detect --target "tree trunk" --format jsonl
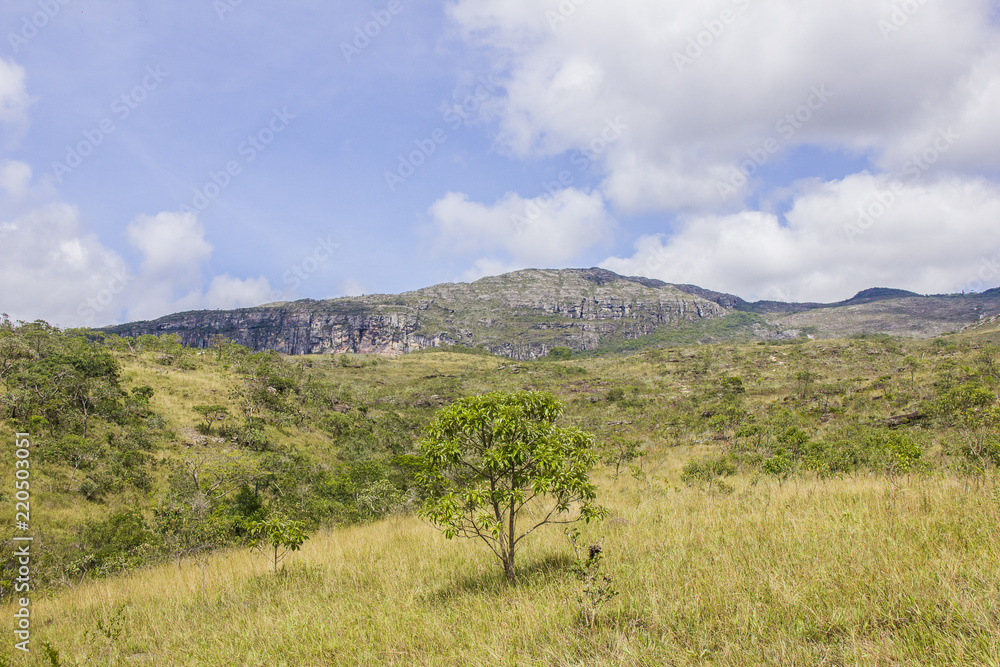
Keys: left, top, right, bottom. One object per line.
{"left": 505, "top": 500, "right": 517, "bottom": 584}
{"left": 503, "top": 555, "right": 516, "bottom": 584}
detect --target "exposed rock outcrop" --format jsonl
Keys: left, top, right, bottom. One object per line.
{"left": 103, "top": 268, "right": 1000, "bottom": 358}
{"left": 105, "top": 268, "right": 729, "bottom": 359}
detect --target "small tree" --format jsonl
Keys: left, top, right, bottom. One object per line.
{"left": 601, "top": 436, "right": 642, "bottom": 479}
{"left": 417, "top": 390, "right": 605, "bottom": 583}
{"left": 566, "top": 528, "right": 617, "bottom": 628}
{"left": 193, "top": 404, "right": 228, "bottom": 435}
{"left": 247, "top": 514, "right": 309, "bottom": 573}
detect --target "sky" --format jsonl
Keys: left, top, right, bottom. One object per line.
{"left": 2, "top": 0, "right": 1000, "bottom": 328}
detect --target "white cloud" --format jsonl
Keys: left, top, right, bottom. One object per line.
{"left": 448, "top": 0, "right": 1000, "bottom": 211}
{"left": 120, "top": 213, "right": 272, "bottom": 322}
{"left": 0, "top": 57, "right": 31, "bottom": 141}
{"left": 0, "top": 202, "right": 273, "bottom": 327}
{"left": 0, "top": 203, "right": 130, "bottom": 325}
{"left": 601, "top": 174, "right": 1000, "bottom": 302}
{"left": 0, "top": 55, "right": 273, "bottom": 327}
{"left": 0, "top": 160, "right": 31, "bottom": 199}
{"left": 126, "top": 211, "right": 212, "bottom": 280}
{"left": 201, "top": 275, "right": 274, "bottom": 309}
{"left": 428, "top": 187, "right": 614, "bottom": 265}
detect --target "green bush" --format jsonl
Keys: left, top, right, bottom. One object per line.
{"left": 606, "top": 387, "right": 625, "bottom": 402}
{"left": 219, "top": 419, "right": 271, "bottom": 451}
{"left": 547, "top": 346, "right": 573, "bottom": 361}
{"left": 681, "top": 455, "right": 737, "bottom": 491}
{"left": 75, "top": 511, "right": 162, "bottom": 576}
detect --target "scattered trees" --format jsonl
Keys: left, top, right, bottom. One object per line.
{"left": 937, "top": 381, "right": 1000, "bottom": 474}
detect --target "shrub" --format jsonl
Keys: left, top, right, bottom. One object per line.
{"left": 547, "top": 346, "right": 573, "bottom": 361}
{"left": 680, "top": 455, "right": 737, "bottom": 491}
{"left": 75, "top": 511, "right": 161, "bottom": 576}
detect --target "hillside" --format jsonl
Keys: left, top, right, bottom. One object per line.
{"left": 1, "top": 317, "right": 999, "bottom": 664}
{"left": 103, "top": 269, "right": 1000, "bottom": 359}
{"left": 103, "top": 268, "right": 739, "bottom": 359}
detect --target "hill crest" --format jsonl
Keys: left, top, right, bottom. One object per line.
{"left": 103, "top": 268, "right": 1000, "bottom": 358}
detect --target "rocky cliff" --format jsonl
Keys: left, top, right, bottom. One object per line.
{"left": 103, "top": 269, "right": 1000, "bottom": 359}
{"left": 104, "top": 268, "right": 732, "bottom": 359}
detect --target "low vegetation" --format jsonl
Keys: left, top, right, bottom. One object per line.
{"left": 0, "top": 314, "right": 998, "bottom": 664}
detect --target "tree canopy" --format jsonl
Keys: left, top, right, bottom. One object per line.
{"left": 417, "top": 390, "right": 604, "bottom": 583}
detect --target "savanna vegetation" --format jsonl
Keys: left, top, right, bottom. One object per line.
{"left": 1, "top": 313, "right": 999, "bottom": 665}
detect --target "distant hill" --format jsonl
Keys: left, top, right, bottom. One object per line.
{"left": 103, "top": 268, "right": 1000, "bottom": 359}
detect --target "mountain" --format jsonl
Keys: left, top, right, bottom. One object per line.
{"left": 103, "top": 268, "right": 1000, "bottom": 359}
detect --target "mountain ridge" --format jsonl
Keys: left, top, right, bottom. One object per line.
{"left": 103, "top": 268, "right": 1000, "bottom": 359}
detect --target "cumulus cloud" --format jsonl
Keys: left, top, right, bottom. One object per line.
{"left": 0, "top": 203, "right": 129, "bottom": 325}
{"left": 119, "top": 212, "right": 273, "bottom": 322}
{"left": 0, "top": 55, "right": 273, "bottom": 327}
{"left": 601, "top": 174, "right": 1000, "bottom": 302}
{"left": 448, "top": 0, "right": 1000, "bottom": 212}
{"left": 444, "top": 0, "right": 1000, "bottom": 294}
{"left": 188, "top": 275, "right": 274, "bottom": 312}
{"left": 0, "top": 202, "right": 273, "bottom": 327}
{"left": 428, "top": 187, "right": 614, "bottom": 267}
{"left": 126, "top": 211, "right": 213, "bottom": 280}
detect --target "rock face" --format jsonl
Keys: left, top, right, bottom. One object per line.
{"left": 104, "top": 268, "right": 730, "bottom": 359}
{"left": 102, "top": 269, "right": 1000, "bottom": 359}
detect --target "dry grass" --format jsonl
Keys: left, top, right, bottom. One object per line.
{"left": 16, "top": 468, "right": 1000, "bottom": 666}
{"left": 4, "top": 337, "right": 999, "bottom": 665}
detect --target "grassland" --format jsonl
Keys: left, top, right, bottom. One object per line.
{"left": 18, "top": 473, "right": 1000, "bottom": 666}
{"left": 2, "top": 323, "right": 999, "bottom": 665}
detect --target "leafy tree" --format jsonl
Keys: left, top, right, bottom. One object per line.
{"left": 61, "top": 340, "right": 122, "bottom": 437}
{"left": 134, "top": 334, "right": 161, "bottom": 354}
{"left": 40, "top": 435, "right": 103, "bottom": 491}
{"left": 707, "top": 375, "right": 749, "bottom": 432}
{"left": 795, "top": 370, "right": 818, "bottom": 400}
{"left": 329, "top": 461, "right": 402, "bottom": 522}
{"left": 547, "top": 346, "right": 573, "bottom": 361}
{"left": 193, "top": 404, "right": 228, "bottom": 435}
{"left": 0, "top": 318, "right": 32, "bottom": 385}
{"left": 2, "top": 330, "right": 122, "bottom": 436}
{"left": 75, "top": 510, "right": 161, "bottom": 577}
{"left": 209, "top": 334, "right": 247, "bottom": 363}
{"left": 247, "top": 514, "right": 309, "bottom": 573}
{"left": 417, "top": 390, "right": 605, "bottom": 583}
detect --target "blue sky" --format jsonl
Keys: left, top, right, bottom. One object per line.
{"left": 3, "top": 0, "right": 1000, "bottom": 327}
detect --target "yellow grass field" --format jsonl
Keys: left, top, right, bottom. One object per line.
{"left": 15, "top": 467, "right": 1000, "bottom": 666}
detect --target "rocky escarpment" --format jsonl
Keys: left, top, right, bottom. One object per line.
{"left": 104, "top": 269, "right": 1000, "bottom": 359}
{"left": 104, "top": 268, "right": 731, "bottom": 359}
